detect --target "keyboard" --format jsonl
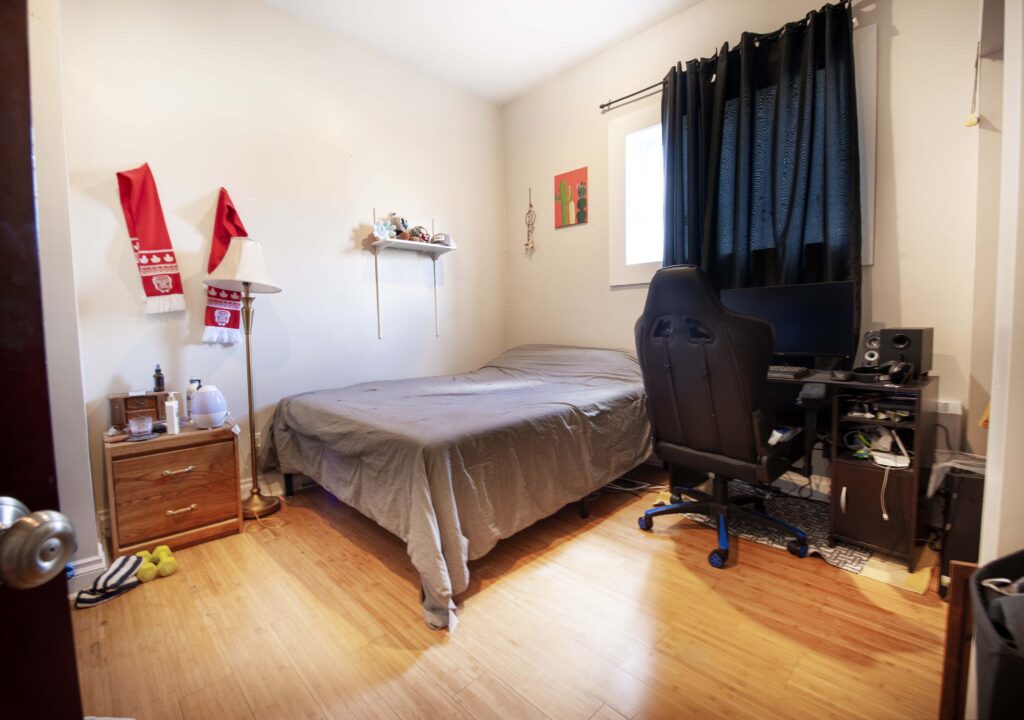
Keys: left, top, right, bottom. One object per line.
{"left": 768, "top": 365, "right": 811, "bottom": 380}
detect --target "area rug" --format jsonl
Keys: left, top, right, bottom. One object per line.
{"left": 676, "top": 479, "right": 873, "bottom": 573}
{"left": 669, "top": 480, "right": 937, "bottom": 593}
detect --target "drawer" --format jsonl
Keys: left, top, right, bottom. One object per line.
{"left": 112, "top": 441, "right": 237, "bottom": 546}
{"left": 128, "top": 400, "right": 166, "bottom": 421}
{"left": 126, "top": 408, "right": 159, "bottom": 423}
{"left": 126, "top": 396, "right": 157, "bottom": 411}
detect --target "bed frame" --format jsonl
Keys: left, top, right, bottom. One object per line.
{"left": 283, "top": 472, "right": 592, "bottom": 518}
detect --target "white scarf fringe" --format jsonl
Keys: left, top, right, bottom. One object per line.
{"left": 202, "top": 325, "right": 242, "bottom": 344}
{"left": 143, "top": 294, "right": 185, "bottom": 315}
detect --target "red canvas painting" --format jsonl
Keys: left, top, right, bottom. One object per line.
{"left": 553, "top": 166, "right": 588, "bottom": 229}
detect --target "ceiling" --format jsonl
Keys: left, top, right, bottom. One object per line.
{"left": 262, "top": 0, "right": 703, "bottom": 103}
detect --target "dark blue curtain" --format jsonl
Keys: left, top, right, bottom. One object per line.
{"left": 662, "top": 1, "right": 861, "bottom": 320}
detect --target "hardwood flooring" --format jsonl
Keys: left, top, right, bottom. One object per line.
{"left": 72, "top": 482, "right": 947, "bottom": 719}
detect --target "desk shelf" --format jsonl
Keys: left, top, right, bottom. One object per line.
{"left": 839, "top": 415, "right": 915, "bottom": 429}
{"left": 835, "top": 452, "right": 914, "bottom": 471}
{"left": 828, "top": 376, "right": 937, "bottom": 572}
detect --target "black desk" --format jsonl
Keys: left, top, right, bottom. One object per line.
{"left": 768, "top": 370, "right": 933, "bottom": 393}
{"left": 766, "top": 372, "right": 936, "bottom": 478}
{"left": 767, "top": 372, "right": 938, "bottom": 570}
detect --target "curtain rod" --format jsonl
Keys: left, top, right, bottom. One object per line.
{"left": 597, "top": 0, "right": 853, "bottom": 113}
{"left": 598, "top": 80, "right": 666, "bottom": 113}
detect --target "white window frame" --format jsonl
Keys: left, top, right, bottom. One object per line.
{"left": 608, "top": 102, "right": 663, "bottom": 287}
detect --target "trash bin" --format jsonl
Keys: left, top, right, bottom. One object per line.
{"left": 971, "top": 547, "right": 1024, "bottom": 719}
{"left": 929, "top": 451, "right": 986, "bottom": 599}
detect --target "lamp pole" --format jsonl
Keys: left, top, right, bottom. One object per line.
{"left": 241, "top": 280, "right": 280, "bottom": 519}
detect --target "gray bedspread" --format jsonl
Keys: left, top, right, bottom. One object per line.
{"left": 261, "top": 345, "right": 652, "bottom": 628}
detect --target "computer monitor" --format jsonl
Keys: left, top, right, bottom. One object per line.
{"left": 720, "top": 281, "right": 857, "bottom": 359}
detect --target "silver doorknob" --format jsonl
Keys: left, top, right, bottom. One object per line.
{"left": 0, "top": 496, "right": 76, "bottom": 589}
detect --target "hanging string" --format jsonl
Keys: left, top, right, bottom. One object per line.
{"left": 966, "top": 41, "right": 981, "bottom": 127}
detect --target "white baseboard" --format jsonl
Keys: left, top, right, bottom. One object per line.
{"left": 67, "top": 541, "right": 107, "bottom": 595}
{"left": 239, "top": 471, "right": 315, "bottom": 497}
{"left": 240, "top": 472, "right": 284, "bottom": 497}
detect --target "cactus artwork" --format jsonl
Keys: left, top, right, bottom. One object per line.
{"left": 553, "top": 166, "right": 589, "bottom": 229}
{"left": 555, "top": 180, "right": 572, "bottom": 227}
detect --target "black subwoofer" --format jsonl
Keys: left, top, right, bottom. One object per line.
{"left": 880, "top": 327, "right": 933, "bottom": 375}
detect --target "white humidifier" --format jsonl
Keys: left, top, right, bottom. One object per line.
{"left": 190, "top": 385, "right": 227, "bottom": 429}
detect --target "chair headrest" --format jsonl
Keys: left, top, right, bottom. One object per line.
{"left": 644, "top": 265, "right": 724, "bottom": 325}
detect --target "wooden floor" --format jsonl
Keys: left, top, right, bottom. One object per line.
{"left": 73, "top": 483, "right": 947, "bottom": 720}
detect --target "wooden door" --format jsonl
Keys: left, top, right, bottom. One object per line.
{"left": 0, "top": 1, "right": 85, "bottom": 717}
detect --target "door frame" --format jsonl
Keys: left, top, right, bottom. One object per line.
{"left": 0, "top": 1, "right": 85, "bottom": 717}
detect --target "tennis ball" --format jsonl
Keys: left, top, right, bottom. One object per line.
{"left": 137, "top": 561, "right": 158, "bottom": 583}
{"left": 153, "top": 545, "right": 173, "bottom": 561}
{"left": 156, "top": 556, "right": 178, "bottom": 578}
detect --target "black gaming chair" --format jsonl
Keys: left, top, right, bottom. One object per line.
{"left": 635, "top": 265, "right": 808, "bottom": 568}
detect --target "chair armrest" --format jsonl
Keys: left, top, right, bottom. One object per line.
{"left": 753, "top": 409, "right": 772, "bottom": 456}
{"left": 753, "top": 409, "right": 803, "bottom": 461}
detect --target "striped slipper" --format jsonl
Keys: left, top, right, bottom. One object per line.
{"left": 75, "top": 555, "right": 142, "bottom": 608}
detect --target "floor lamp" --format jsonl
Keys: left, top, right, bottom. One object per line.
{"left": 205, "top": 236, "right": 282, "bottom": 519}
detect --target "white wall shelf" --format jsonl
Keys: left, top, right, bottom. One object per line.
{"left": 372, "top": 238, "right": 456, "bottom": 256}
{"left": 370, "top": 223, "right": 455, "bottom": 340}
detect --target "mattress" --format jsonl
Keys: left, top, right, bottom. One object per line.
{"left": 260, "top": 344, "right": 652, "bottom": 628}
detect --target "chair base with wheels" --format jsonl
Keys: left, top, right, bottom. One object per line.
{"left": 637, "top": 474, "right": 808, "bottom": 568}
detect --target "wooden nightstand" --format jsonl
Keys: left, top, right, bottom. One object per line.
{"left": 104, "top": 425, "right": 243, "bottom": 557}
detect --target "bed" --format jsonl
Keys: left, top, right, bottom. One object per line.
{"left": 260, "top": 344, "right": 652, "bottom": 628}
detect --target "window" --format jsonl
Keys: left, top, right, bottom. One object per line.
{"left": 608, "top": 103, "right": 663, "bottom": 286}
{"left": 624, "top": 123, "right": 664, "bottom": 266}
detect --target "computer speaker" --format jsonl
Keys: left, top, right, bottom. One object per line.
{"left": 879, "top": 328, "right": 933, "bottom": 375}
{"left": 857, "top": 330, "right": 883, "bottom": 367}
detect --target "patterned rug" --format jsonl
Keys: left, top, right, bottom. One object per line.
{"left": 680, "top": 480, "right": 873, "bottom": 574}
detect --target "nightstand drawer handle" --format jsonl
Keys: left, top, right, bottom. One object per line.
{"left": 165, "top": 503, "right": 198, "bottom": 516}
{"left": 162, "top": 465, "right": 196, "bottom": 477}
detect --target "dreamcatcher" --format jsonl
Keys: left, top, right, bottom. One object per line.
{"left": 524, "top": 188, "right": 536, "bottom": 255}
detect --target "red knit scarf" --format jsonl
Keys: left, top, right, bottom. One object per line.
{"left": 116, "top": 163, "right": 185, "bottom": 314}
{"left": 202, "top": 188, "right": 246, "bottom": 344}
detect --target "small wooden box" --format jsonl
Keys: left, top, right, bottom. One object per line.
{"left": 109, "top": 391, "right": 169, "bottom": 429}
{"left": 104, "top": 425, "right": 242, "bottom": 556}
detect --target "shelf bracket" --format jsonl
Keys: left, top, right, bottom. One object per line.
{"left": 432, "top": 257, "right": 439, "bottom": 338}
{"left": 374, "top": 249, "right": 382, "bottom": 340}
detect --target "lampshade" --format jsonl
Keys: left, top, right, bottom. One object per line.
{"left": 204, "top": 236, "right": 281, "bottom": 294}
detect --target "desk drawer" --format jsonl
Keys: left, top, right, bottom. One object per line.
{"left": 112, "top": 441, "right": 237, "bottom": 546}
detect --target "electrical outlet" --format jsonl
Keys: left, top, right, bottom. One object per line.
{"left": 254, "top": 431, "right": 261, "bottom": 450}
{"left": 936, "top": 400, "right": 963, "bottom": 415}
{"left": 97, "top": 510, "right": 110, "bottom": 539}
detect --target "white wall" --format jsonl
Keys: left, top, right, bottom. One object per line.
{"left": 503, "top": 0, "right": 980, "bottom": 410}
{"left": 60, "top": 0, "right": 507, "bottom": 512}
{"left": 967, "top": 48, "right": 1002, "bottom": 454}
{"left": 28, "top": 0, "right": 103, "bottom": 591}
